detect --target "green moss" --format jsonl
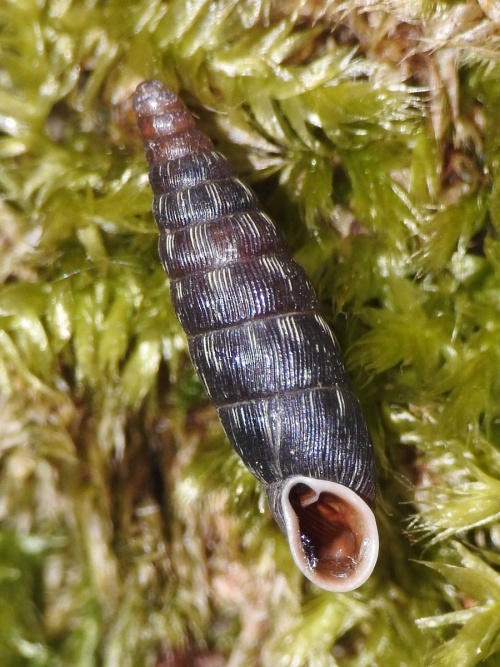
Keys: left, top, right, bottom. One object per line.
{"left": 1, "top": 0, "right": 500, "bottom": 664}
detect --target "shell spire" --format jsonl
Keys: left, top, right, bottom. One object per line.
{"left": 133, "top": 80, "right": 214, "bottom": 164}
{"left": 133, "top": 80, "right": 379, "bottom": 592}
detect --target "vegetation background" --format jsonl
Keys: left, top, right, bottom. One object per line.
{"left": 2, "top": 0, "right": 500, "bottom": 665}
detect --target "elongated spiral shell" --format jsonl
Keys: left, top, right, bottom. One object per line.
{"left": 133, "top": 80, "right": 378, "bottom": 592}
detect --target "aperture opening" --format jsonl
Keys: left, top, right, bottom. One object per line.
{"left": 289, "top": 483, "right": 362, "bottom": 578}
{"left": 280, "top": 476, "right": 378, "bottom": 591}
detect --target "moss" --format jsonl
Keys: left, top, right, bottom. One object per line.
{"left": 1, "top": 0, "right": 500, "bottom": 664}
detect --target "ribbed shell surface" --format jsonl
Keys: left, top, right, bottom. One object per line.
{"left": 133, "top": 81, "right": 376, "bottom": 507}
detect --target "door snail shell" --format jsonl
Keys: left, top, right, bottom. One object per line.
{"left": 133, "top": 80, "right": 378, "bottom": 592}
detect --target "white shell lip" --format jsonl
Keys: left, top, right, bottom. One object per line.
{"left": 280, "top": 475, "right": 379, "bottom": 592}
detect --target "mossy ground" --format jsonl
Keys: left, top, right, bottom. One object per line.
{"left": 1, "top": 1, "right": 500, "bottom": 665}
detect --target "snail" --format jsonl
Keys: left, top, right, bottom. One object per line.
{"left": 133, "top": 80, "right": 378, "bottom": 592}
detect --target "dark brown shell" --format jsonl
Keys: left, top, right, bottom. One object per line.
{"left": 133, "top": 80, "right": 378, "bottom": 592}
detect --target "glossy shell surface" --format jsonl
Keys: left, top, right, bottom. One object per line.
{"left": 133, "top": 80, "right": 378, "bottom": 591}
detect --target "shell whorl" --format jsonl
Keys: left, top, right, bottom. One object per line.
{"left": 133, "top": 80, "right": 378, "bottom": 592}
